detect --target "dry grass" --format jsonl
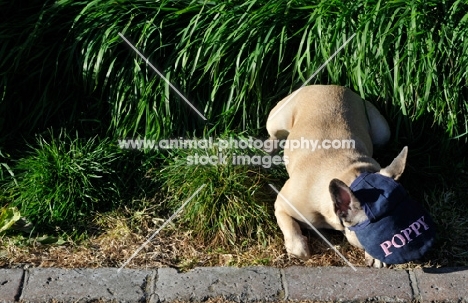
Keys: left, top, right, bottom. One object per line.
{"left": 0, "top": 230, "right": 362, "bottom": 270}
{"left": 0, "top": 209, "right": 434, "bottom": 271}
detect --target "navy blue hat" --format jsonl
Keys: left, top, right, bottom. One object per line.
{"left": 348, "top": 172, "right": 436, "bottom": 264}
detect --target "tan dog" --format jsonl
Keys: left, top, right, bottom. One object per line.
{"left": 266, "top": 85, "right": 408, "bottom": 267}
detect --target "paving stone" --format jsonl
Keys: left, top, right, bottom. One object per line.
{"left": 414, "top": 267, "right": 468, "bottom": 303}
{"left": 0, "top": 268, "right": 23, "bottom": 303}
{"left": 20, "top": 268, "right": 151, "bottom": 303}
{"left": 283, "top": 266, "right": 413, "bottom": 302}
{"left": 0, "top": 265, "right": 466, "bottom": 302}
{"left": 154, "top": 266, "right": 283, "bottom": 302}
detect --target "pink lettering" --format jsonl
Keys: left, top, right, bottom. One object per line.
{"left": 380, "top": 241, "right": 393, "bottom": 257}
{"left": 410, "top": 221, "right": 422, "bottom": 236}
{"left": 379, "top": 216, "right": 430, "bottom": 257}
{"left": 417, "top": 216, "right": 430, "bottom": 230}
{"left": 392, "top": 234, "right": 406, "bottom": 247}
{"left": 401, "top": 227, "right": 413, "bottom": 242}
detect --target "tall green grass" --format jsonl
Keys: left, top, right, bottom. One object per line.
{"left": 1, "top": 0, "right": 467, "bottom": 142}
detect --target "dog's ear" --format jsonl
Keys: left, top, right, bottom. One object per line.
{"left": 329, "top": 179, "right": 366, "bottom": 225}
{"left": 380, "top": 146, "right": 408, "bottom": 180}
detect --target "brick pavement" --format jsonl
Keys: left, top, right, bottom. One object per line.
{"left": 1, "top": 266, "right": 467, "bottom": 302}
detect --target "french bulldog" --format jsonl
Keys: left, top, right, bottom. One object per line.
{"left": 266, "top": 85, "right": 409, "bottom": 268}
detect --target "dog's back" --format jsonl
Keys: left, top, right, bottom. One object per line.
{"left": 268, "top": 85, "right": 377, "bottom": 175}
{"left": 267, "top": 85, "right": 383, "bottom": 230}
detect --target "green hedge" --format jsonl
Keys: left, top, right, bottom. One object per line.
{"left": 1, "top": 0, "right": 467, "bottom": 142}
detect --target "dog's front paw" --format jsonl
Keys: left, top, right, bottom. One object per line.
{"left": 365, "top": 251, "right": 387, "bottom": 268}
{"left": 285, "top": 236, "right": 310, "bottom": 260}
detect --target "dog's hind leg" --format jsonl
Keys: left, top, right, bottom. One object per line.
{"left": 365, "top": 101, "right": 390, "bottom": 146}
{"left": 275, "top": 205, "right": 311, "bottom": 259}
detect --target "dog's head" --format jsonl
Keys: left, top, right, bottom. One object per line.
{"left": 329, "top": 147, "right": 436, "bottom": 264}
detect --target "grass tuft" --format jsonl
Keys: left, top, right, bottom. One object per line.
{"left": 156, "top": 133, "right": 285, "bottom": 246}
{"left": 5, "top": 130, "right": 122, "bottom": 231}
